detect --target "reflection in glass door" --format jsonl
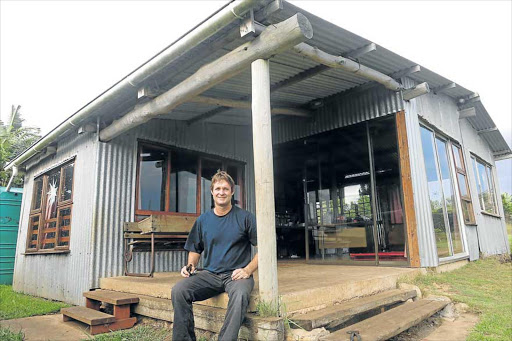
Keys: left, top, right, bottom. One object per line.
{"left": 420, "top": 126, "right": 465, "bottom": 258}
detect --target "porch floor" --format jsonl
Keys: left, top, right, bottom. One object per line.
{"left": 100, "top": 262, "right": 422, "bottom": 313}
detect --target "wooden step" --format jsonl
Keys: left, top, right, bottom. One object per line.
{"left": 61, "top": 306, "right": 116, "bottom": 326}
{"left": 291, "top": 289, "right": 417, "bottom": 330}
{"left": 83, "top": 289, "right": 139, "bottom": 305}
{"left": 320, "top": 299, "right": 449, "bottom": 341}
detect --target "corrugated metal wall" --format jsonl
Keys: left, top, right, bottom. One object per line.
{"left": 403, "top": 100, "right": 439, "bottom": 267}
{"left": 272, "top": 85, "right": 403, "bottom": 144}
{"left": 90, "top": 119, "right": 254, "bottom": 288}
{"left": 13, "top": 132, "right": 98, "bottom": 305}
{"left": 459, "top": 119, "right": 510, "bottom": 255}
{"left": 403, "top": 76, "right": 509, "bottom": 265}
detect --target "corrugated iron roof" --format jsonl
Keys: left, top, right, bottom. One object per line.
{"left": 11, "top": 0, "right": 511, "bottom": 165}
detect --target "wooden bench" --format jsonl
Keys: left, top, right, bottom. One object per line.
{"left": 123, "top": 215, "right": 197, "bottom": 277}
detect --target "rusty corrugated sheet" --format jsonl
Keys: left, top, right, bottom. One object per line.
{"left": 12, "top": 133, "right": 98, "bottom": 305}
{"left": 272, "top": 85, "right": 403, "bottom": 144}
{"left": 90, "top": 119, "right": 254, "bottom": 287}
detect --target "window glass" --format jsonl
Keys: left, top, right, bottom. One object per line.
{"left": 227, "top": 165, "right": 243, "bottom": 207}
{"left": 452, "top": 145, "right": 462, "bottom": 169}
{"left": 46, "top": 169, "right": 61, "bottom": 220}
{"left": 32, "top": 178, "right": 43, "bottom": 211}
{"left": 60, "top": 163, "right": 74, "bottom": 202}
{"left": 435, "top": 138, "right": 463, "bottom": 254}
{"left": 26, "top": 161, "right": 74, "bottom": 253}
{"left": 473, "top": 159, "right": 498, "bottom": 214}
{"left": 201, "top": 159, "right": 222, "bottom": 213}
{"left": 58, "top": 207, "right": 71, "bottom": 247}
{"left": 138, "top": 146, "right": 167, "bottom": 211}
{"left": 420, "top": 128, "right": 450, "bottom": 258}
{"left": 169, "top": 152, "right": 197, "bottom": 214}
{"left": 457, "top": 173, "right": 468, "bottom": 197}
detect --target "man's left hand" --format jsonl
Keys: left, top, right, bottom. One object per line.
{"left": 231, "top": 268, "right": 250, "bottom": 281}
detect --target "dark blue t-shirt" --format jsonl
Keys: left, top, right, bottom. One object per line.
{"left": 184, "top": 206, "right": 257, "bottom": 274}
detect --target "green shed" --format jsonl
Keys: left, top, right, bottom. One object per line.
{"left": 0, "top": 186, "right": 23, "bottom": 285}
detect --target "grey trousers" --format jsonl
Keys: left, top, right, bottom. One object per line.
{"left": 171, "top": 270, "right": 254, "bottom": 341}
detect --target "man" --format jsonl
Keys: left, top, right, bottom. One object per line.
{"left": 172, "top": 170, "right": 258, "bottom": 341}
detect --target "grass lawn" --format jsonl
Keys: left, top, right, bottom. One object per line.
{"left": 405, "top": 257, "right": 512, "bottom": 341}
{"left": 0, "top": 285, "right": 70, "bottom": 320}
{"left": 86, "top": 325, "right": 172, "bottom": 341}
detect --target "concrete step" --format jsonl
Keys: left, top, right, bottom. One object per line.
{"left": 290, "top": 289, "right": 417, "bottom": 330}
{"left": 84, "top": 289, "right": 139, "bottom": 305}
{"left": 133, "top": 293, "right": 284, "bottom": 341}
{"left": 61, "top": 306, "right": 115, "bottom": 326}
{"left": 320, "top": 299, "right": 449, "bottom": 341}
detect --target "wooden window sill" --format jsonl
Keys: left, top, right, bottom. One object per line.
{"left": 480, "top": 211, "right": 502, "bottom": 219}
{"left": 22, "top": 250, "right": 70, "bottom": 255}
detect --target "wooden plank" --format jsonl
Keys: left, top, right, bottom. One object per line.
{"left": 124, "top": 222, "right": 141, "bottom": 232}
{"left": 83, "top": 290, "right": 139, "bottom": 305}
{"left": 137, "top": 215, "right": 196, "bottom": 233}
{"left": 292, "top": 289, "right": 417, "bottom": 330}
{"left": 89, "top": 317, "right": 137, "bottom": 335}
{"left": 396, "top": 111, "right": 421, "bottom": 268}
{"left": 321, "top": 299, "right": 448, "bottom": 341}
{"left": 124, "top": 233, "right": 187, "bottom": 239}
{"left": 61, "top": 306, "right": 116, "bottom": 326}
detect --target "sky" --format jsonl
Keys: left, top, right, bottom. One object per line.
{"left": 1, "top": 0, "right": 511, "bottom": 192}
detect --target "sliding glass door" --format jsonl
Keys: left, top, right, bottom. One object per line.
{"left": 420, "top": 126, "right": 465, "bottom": 258}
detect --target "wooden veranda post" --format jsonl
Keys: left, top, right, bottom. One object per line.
{"left": 396, "top": 111, "right": 421, "bottom": 267}
{"left": 252, "top": 58, "right": 279, "bottom": 309}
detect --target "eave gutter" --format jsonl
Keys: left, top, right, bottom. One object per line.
{"left": 4, "top": 0, "right": 267, "bottom": 171}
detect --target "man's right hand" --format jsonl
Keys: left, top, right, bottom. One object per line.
{"left": 180, "top": 264, "right": 195, "bottom": 278}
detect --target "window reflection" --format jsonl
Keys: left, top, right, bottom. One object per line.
{"left": 201, "top": 159, "right": 222, "bottom": 213}
{"left": 169, "top": 152, "right": 197, "bottom": 214}
{"left": 138, "top": 146, "right": 167, "bottom": 211}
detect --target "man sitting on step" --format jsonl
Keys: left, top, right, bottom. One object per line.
{"left": 171, "top": 170, "right": 258, "bottom": 341}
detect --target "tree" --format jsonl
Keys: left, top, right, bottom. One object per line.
{"left": 502, "top": 193, "right": 512, "bottom": 223}
{"left": 0, "top": 105, "right": 41, "bottom": 187}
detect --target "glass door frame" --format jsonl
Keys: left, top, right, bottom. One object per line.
{"left": 303, "top": 116, "right": 409, "bottom": 267}
{"left": 420, "top": 124, "right": 468, "bottom": 260}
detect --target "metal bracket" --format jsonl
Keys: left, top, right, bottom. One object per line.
{"left": 347, "top": 330, "right": 362, "bottom": 341}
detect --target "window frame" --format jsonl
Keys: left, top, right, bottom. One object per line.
{"left": 135, "top": 141, "right": 245, "bottom": 219}
{"left": 450, "top": 144, "right": 476, "bottom": 225}
{"left": 470, "top": 155, "right": 499, "bottom": 216}
{"left": 25, "top": 159, "right": 75, "bottom": 254}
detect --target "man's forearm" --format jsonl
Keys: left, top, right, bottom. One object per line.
{"left": 187, "top": 252, "right": 201, "bottom": 267}
{"left": 243, "top": 252, "right": 258, "bottom": 275}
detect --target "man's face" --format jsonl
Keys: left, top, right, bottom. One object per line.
{"left": 211, "top": 179, "right": 234, "bottom": 208}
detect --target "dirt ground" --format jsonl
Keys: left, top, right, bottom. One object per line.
{"left": 392, "top": 309, "right": 479, "bottom": 341}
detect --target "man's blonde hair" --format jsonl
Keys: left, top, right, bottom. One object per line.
{"left": 210, "top": 170, "right": 235, "bottom": 192}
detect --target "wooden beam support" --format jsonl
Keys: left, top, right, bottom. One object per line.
{"left": 432, "top": 82, "right": 456, "bottom": 94}
{"left": 187, "top": 41, "right": 376, "bottom": 125}
{"left": 390, "top": 65, "right": 421, "bottom": 79}
{"left": 344, "top": 42, "right": 377, "bottom": 59}
{"left": 189, "top": 96, "right": 310, "bottom": 117}
{"left": 100, "top": 13, "right": 313, "bottom": 141}
{"left": 292, "top": 43, "right": 402, "bottom": 91}
{"left": 402, "top": 82, "right": 430, "bottom": 101}
{"left": 458, "top": 107, "right": 476, "bottom": 119}
{"left": 252, "top": 58, "right": 279, "bottom": 308}
{"left": 396, "top": 111, "right": 421, "bottom": 268}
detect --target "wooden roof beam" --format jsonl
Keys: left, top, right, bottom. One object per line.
{"left": 190, "top": 96, "right": 310, "bottom": 117}
{"left": 292, "top": 43, "right": 402, "bottom": 91}
{"left": 432, "top": 82, "right": 456, "bottom": 94}
{"left": 390, "top": 65, "right": 421, "bottom": 79}
{"left": 99, "top": 13, "right": 313, "bottom": 141}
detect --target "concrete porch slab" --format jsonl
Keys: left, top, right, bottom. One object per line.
{"left": 100, "top": 262, "right": 421, "bottom": 313}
